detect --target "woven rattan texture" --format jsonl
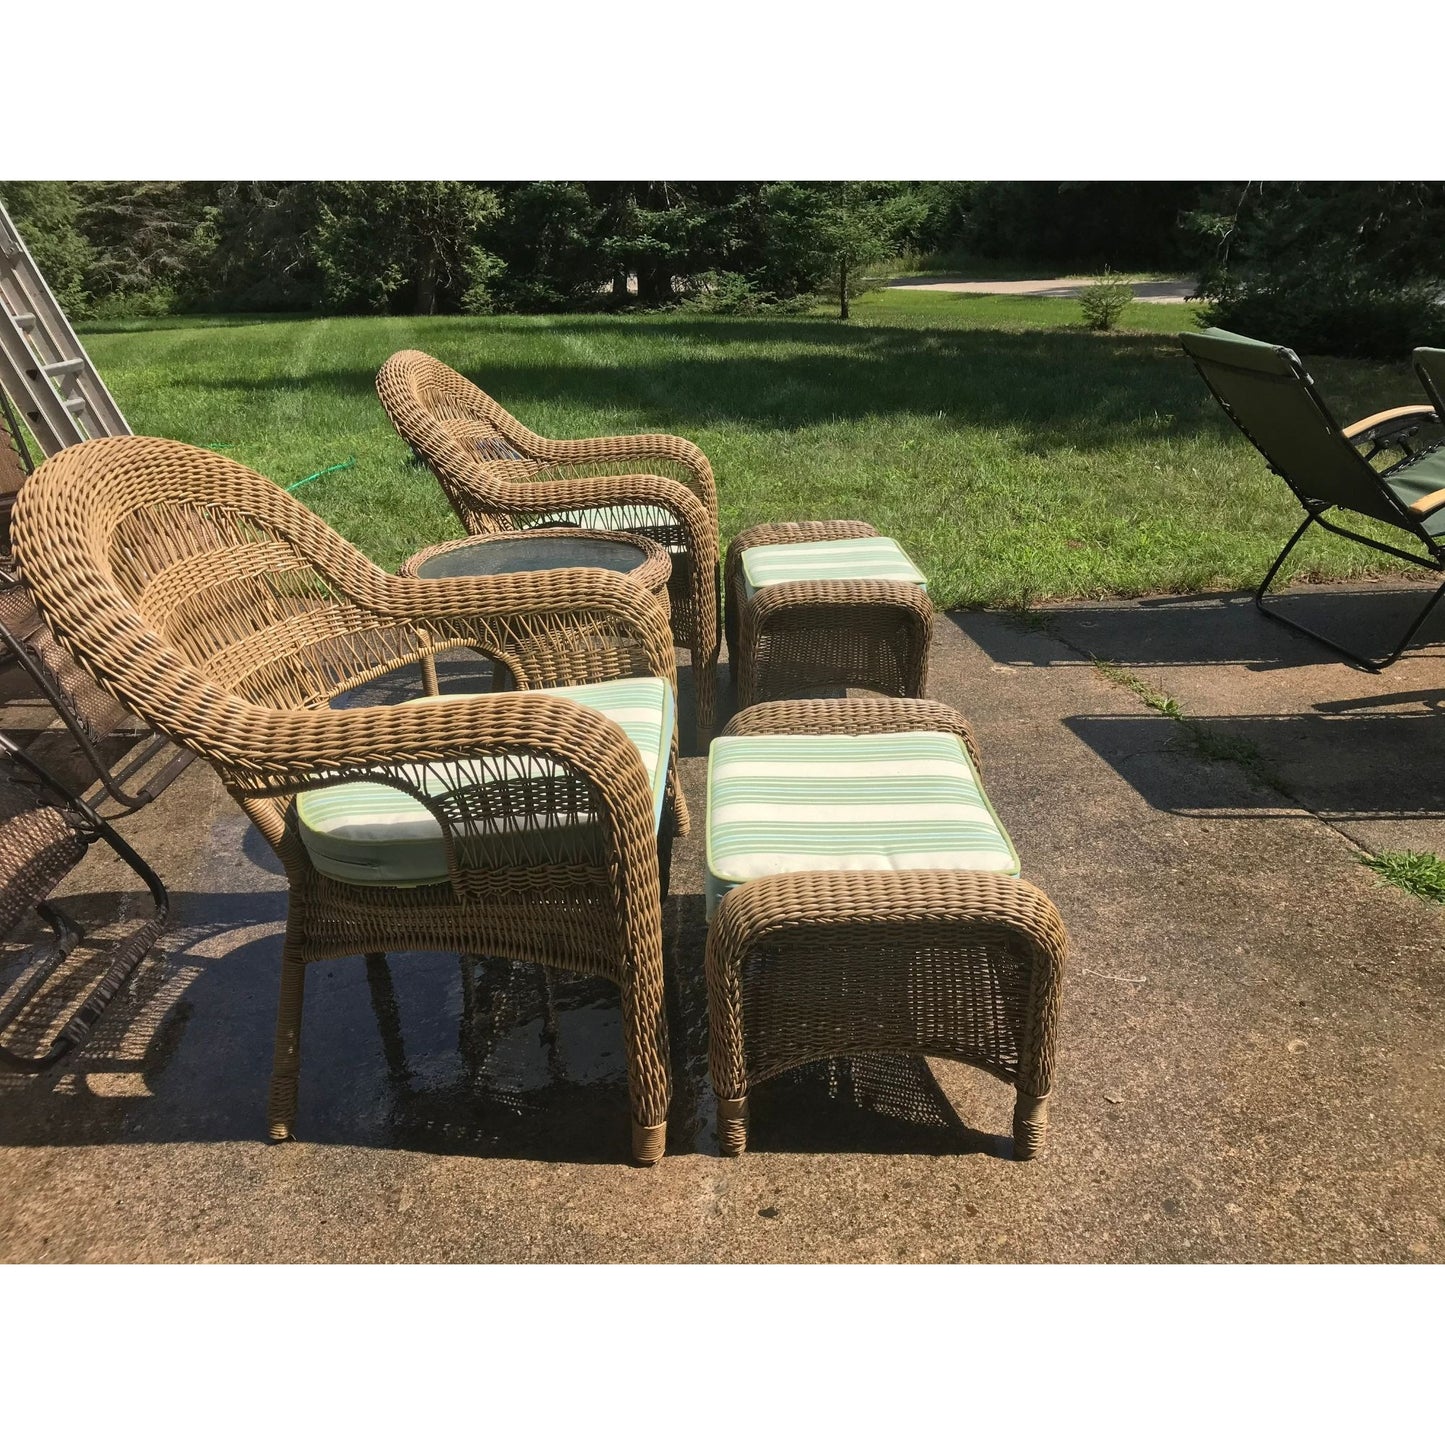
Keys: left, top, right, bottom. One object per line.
{"left": 376, "top": 350, "right": 721, "bottom": 737}
{"left": 706, "top": 698, "right": 1067, "bottom": 1159}
{"left": 12, "top": 436, "right": 686, "bottom": 1162}
{"left": 724, "top": 521, "right": 934, "bottom": 708}
{"left": 0, "top": 798, "right": 86, "bottom": 938}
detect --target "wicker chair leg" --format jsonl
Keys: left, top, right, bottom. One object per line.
{"left": 694, "top": 640, "right": 719, "bottom": 743}
{"left": 267, "top": 946, "right": 308, "bottom": 1142}
{"left": 716, "top": 1094, "right": 749, "bottom": 1156}
{"left": 621, "top": 972, "right": 671, "bottom": 1166}
{"left": 1012, "top": 1091, "right": 1049, "bottom": 1161}
{"left": 632, "top": 1118, "right": 666, "bottom": 1165}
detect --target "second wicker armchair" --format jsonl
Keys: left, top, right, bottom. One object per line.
{"left": 376, "top": 350, "right": 722, "bottom": 737}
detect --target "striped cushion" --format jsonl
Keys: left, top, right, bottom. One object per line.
{"left": 739, "top": 535, "right": 927, "bottom": 600}
{"left": 705, "top": 731, "right": 1018, "bottom": 919}
{"left": 296, "top": 678, "right": 673, "bottom": 887}
{"left": 533, "top": 504, "right": 680, "bottom": 539}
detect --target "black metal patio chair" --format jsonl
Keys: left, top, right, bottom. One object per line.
{"left": 1180, "top": 327, "right": 1445, "bottom": 670}
{"left": 0, "top": 729, "right": 168, "bottom": 1073}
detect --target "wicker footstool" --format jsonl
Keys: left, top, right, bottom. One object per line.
{"left": 724, "top": 521, "right": 933, "bottom": 709}
{"left": 704, "top": 697, "right": 1067, "bottom": 1160}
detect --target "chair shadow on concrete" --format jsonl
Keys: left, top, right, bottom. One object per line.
{"left": 1, "top": 877, "right": 1018, "bottom": 1161}
{"left": 1062, "top": 709, "right": 1445, "bottom": 823}
{"left": 963, "top": 586, "right": 1445, "bottom": 674}
{"left": 742, "top": 1056, "right": 1014, "bottom": 1160}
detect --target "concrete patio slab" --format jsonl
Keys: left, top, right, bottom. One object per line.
{"left": 991, "top": 580, "right": 1445, "bottom": 859}
{"left": 1, "top": 591, "right": 1441, "bottom": 1263}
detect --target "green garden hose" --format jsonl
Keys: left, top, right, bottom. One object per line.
{"left": 286, "top": 457, "right": 357, "bottom": 493}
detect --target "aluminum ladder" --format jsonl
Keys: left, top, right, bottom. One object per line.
{"left": 0, "top": 199, "right": 130, "bottom": 455}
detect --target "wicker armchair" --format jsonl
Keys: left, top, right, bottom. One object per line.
{"left": 12, "top": 436, "right": 686, "bottom": 1163}
{"left": 376, "top": 350, "right": 722, "bottom": 738}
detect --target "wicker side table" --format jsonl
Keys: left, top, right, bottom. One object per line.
{"left": 724, "top": 521, "right": 933, "bottom": 709}
{"left": 704, "top": 697, "right": 1068, "bottom": 1160}
{"left": 400, "top": 528, "right": 672, "bottom": 695}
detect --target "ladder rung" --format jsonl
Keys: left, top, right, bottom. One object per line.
{"left": 11, "top": 312, "right": 36, "bottom": 331}
{"left": 42, "top": 358, "right": 85, "bottom": 377}
{"left": 63, "top": 397, "right": 88, "bottom": 415}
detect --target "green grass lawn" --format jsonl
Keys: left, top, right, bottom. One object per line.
{"left": 77, "top": 290, "right": 1437, "bottom": 607}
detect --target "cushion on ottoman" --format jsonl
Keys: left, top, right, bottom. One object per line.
{"left": 704, "top": 729, "right": 1019, "bottom": 918}
{"left": 739, "top": 535, "right": 928, "bottom": 600}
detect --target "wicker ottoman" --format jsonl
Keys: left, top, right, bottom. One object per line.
{"left": 724, "top": 521, "right": 933, "bottom": 709}
{"left": 704, "top": 697, "right": 1067, "bottom": 1160}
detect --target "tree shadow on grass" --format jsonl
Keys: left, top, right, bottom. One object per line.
{"left": 169, "top": 319, "right": 1244, "bottom": 455}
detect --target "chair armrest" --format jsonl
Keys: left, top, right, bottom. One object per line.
{"left": 228, "top": 690, "right": 656, "bottom": 818}
{"left": 233, "top": 691, "right": 665, "bottom": 902}
{"left": 1406, "top": 487, "right": 1445, "bottom": 521}
{"left": 724, "top": 696, "right": 983, "bottom": 776}
{"left": 360, "top": 567, "right": 677, "bottom": 692}
{"left": 530, "top": 433, "right": 716, "bottom": 508}
{"left": 1341, "top": 404, "right": 1438, "bottom": 440}
{"left": 438, "top": 418, "right": 718, "bottom": 531}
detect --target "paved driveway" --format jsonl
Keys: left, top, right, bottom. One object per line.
{"left": 889, "top": 276, "right": 1198, "bottom": 303}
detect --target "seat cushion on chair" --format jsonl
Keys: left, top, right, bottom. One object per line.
{"left": 533, "top": 504, "right": 681, "bottom": 539}
{"left": 1384, "top": 446, "right": 1445, "bottom": 537}
{"left": 295, "top": 678, "right": 674, "bottom": 887}
{"left": 739, "top": 535, "right": 928, "bottom": 600}
{"left": 704, "top": 730, "right": 1018, "bottom": 918}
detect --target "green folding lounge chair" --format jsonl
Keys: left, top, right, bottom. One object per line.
{"left": 1180, "top": 327, "right": 1445, "bottom": 670}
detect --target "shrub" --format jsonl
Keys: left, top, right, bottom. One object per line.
{"left": 1079, "top": 270, "right": 1134, "bottom": 330}
{"left": 681, "top": 270, "right": 765, "bottom": 315}
{"left": 86, "top": 287, "right": 177, "bottom": 320}
{"left": 1200, "top": 282, "right": 1443, "bottom": 360}
{"left": 1186, "top": 183, "right": 1445, "bottom": 359}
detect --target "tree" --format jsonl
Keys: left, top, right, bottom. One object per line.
{"left": 760, "top": 182, "right": 928, "bottom": 317}
{"left": 961, "top": 182, "right": 1210, "bottom": 270}
{"left": 204, "top": 182, "right": 328, "bottom": 312}
{"left": 1187, "top": 182, "right": 1445, "bottom": 358}
{"left": 487, "top": 182, "right": 608, "bottom": 312}
{"left": 73, "top": 181, "right": 221, "bottom": 312}
{"left": 312, "top": 182, "right": 504, "bottom": 315}
{"left": 0, "top": 181, "right": 95, "bottom": 315}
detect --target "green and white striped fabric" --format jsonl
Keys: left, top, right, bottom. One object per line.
{"left": 705, "top": 730, "right": 1018, "bottom": 918}
{"left": 296, "top": 677, "right": 673, "bottom": 887}
{"left": 535, "top": 504, "right": 679, "bottom": 538}
{"left": 739, "top": 535, "right": 927, "bottom": 599}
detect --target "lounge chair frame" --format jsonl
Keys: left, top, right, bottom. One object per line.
{"left": 1182, "top": 330, "right": 1445, "bottom": 671}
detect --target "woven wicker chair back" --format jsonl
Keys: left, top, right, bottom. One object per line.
{"left": 377, "top": 350, "right": 534, "bottom": 534}
{"left": 17, "top": 436, "right": 425, "bottom": 722}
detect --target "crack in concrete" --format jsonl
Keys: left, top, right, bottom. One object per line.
{"left": 1006, "top": 609, "right": 1385, "bottom": 864}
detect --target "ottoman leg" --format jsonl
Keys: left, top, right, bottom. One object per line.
{"left": 1012, "top": 1091, "right": 1050, "bottom": 1161}
{"left": 716, "top": 1094, "right": 750, "bottom": 1156}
